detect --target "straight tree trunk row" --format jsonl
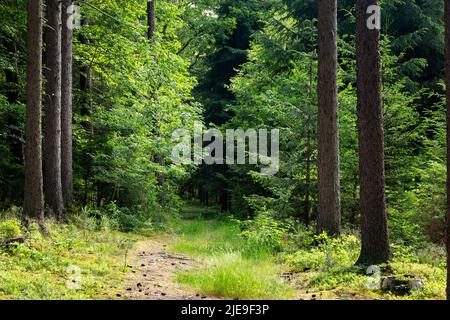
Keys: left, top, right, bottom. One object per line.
{"left": 24, "top": 0, "right": 74, "bottom": 221}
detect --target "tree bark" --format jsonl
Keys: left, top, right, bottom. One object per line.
{"left": 445, "top": 0, "right": 450, "bottom": 301}
{"left": 44, "top": 0, "right": 64, "bottom": 217}
{"left": 61, "top": 0, "right": 74, "bottom": 206}
{"left": 24, "top": 0, "right": 44, "bottom": 221}
{"left": 147, "top": 0, "right": 156, "bottom": 39}
{"left": 79, "top": 18, "right": 93, "bottom": 205}
{"left": 304, "top": 54, "right": 314, "bottom": 227}
{"left": 355, "top": 0, "right": 390, "bottom": 265}
{"left": 317, "top": 0, "right": 341, "bottom": 236}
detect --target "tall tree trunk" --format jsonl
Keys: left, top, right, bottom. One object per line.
{"left": 304, "top": 54, "right": 314, "bottom": 227}
{"left": 147, "top": 0, "right": 156, "bottom": 39}
{"left": 355, "top": 0, "right": 390, "bottom": 265}
{"left": 445, "top": 0, "right": 450, "bottom": 301}
{"left": 61, "top": 0, "right": 74, "bottom": 206}
{"left": 317, "top": 0, "right": 341, "bottom": 236}
{"left": 44, "top": 0, "right": 64, "bottom": 217}
{"left": 79, "top": 18, "right": 93, "bottom": 205}
{"left": 24, "top": 0, "right": 44, "bottom": 221}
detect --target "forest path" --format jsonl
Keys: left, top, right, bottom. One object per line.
{"left": 122, "top": 235, "right": 219, "bottom": 300}
{"left": 119, "top": 204, "right": 373, "bottom": 300}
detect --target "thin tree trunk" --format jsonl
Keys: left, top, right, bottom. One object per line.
{"left": 304, "top": 54, "right": 314, "bottom": 227}
{"left": 356, "top": 0, "right": 390, "bottom": 265}
{"left": 24, "top": 0, "right": 44, "bottom": 221}
{"left": 61, "top": 0, "right": 74, "bottom": 206}
{"left": 445, "top": 0, "right": 450, "bottom": 301}
{"left": 351, "top": 172, "right": 359, "bottom": 225}
{"left": 79, "top": 18, "right": 93, "bottom": 205}
{"left": 44, "top": 0, "right": 64, "bottom": 217}
{"left": 317, "top": 0, "right": 341, "bottom": 236}
{"left": 304, "top": 131, "right": 312, "bottom": 227}
{"left": 147, "top": 0, "right": 156, "bottom": 39}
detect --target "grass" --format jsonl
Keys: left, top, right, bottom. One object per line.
{"left": 177, "top": 253, "right": 295, "bottom": 299}
{"left": 169, "top": 204, "right": 295, "bottom": 299}
{"left": 170, "top": 219, "right": 244, "bottom": 256}
{"left": 0, "top": 217, "right": 141, "bottom": 300}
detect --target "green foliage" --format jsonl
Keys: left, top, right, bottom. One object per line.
{"left": 73, "top": 0, "right": 202, "bottom": 212}
{"left": 69, "top": 202, "right": 158, "bottom": 233}
{"left": 282, "top": 234, "right": 361, "bottom": 272}
{"left": 389, "top": 262, "right": 446, "bottom": 300}
{"left": 0, "top": 218, "right": 140, "bottom": 299}
{"left": 226, "top": 9, "right": 439, "bottom": 253}
{"left": 239, "top": 210, "right": 290, "bottom": 255}
{"left": 0, "top": 219, "right": 22, "bottom": 240}
{"left": 1, "top": 0, "right": 203, "bottom": 216}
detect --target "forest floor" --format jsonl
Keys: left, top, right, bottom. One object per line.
{"left": 1, "top": 204, "right": 445, "bottom": 300}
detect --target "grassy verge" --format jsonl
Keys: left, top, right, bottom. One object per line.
{"left": 281, "top": 235, "right": 446, "bottom": 300}
{"left": 170, "top": 204, "right": 447, "bottom": 300}
{"left": 169, "top": 205, "right": 295, "bottom": 300}
{"left": 0, "top": 217, "right": 141, "bottom": 300}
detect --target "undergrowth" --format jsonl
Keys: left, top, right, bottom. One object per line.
{"left": 171, "top": 205, "right": 447, "bottom": 300}
{"left": 0, "top": 211, "right": 142, "bottom": 300}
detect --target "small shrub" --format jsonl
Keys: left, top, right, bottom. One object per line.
{"left": 0, "top": 219, "right": 22, "bottom": 240}
{"left": 282, "top": 234, "right": 360, "bottom": 272}
{"left": 104, "top": 203, "right": 152, "bottom": 232}
{"left": 239, "top": 210, "right": 290, "bottom": 256}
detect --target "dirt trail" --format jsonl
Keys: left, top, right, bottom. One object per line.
{"left": 121, "top": 237, "right": 218, "bottom": 300}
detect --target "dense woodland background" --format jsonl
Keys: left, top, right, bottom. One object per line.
{"left": 1, "top": 0, "right": 450, "bottom": 300}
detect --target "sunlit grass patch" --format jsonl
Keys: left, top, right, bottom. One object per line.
{"left": 177, "top": 253, "right": 294, "bottom": 300}
{"left": 172, "top": 217, "right": 296, "bottom": 299}
{"left": 0, "top": 218, "right": 140, "bottom": 300}
{"left": 170, "top": 219, "right": 244, "bottom": 256}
